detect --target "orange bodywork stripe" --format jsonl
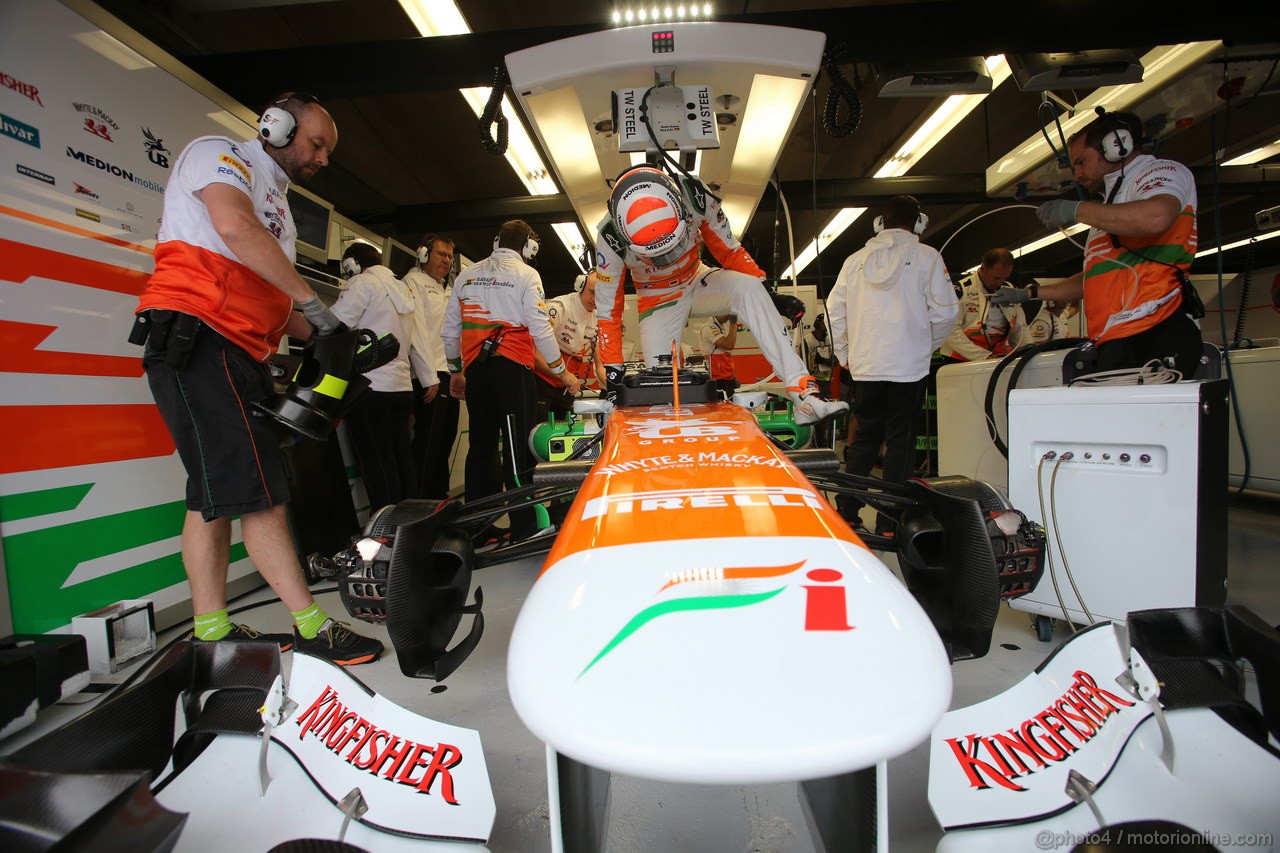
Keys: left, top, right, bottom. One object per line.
{"left": 0, "top": 404, "right": 175, "bottom": 474}
{"left": 0, "top": 205, "right": 153, "bottom": 255}
{"left": 0, "top": 320, "right": 144, "bottom": 378}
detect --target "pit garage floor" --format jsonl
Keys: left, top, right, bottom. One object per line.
{"left": 5, "top": 495, "right": 1278, "bottom": 852}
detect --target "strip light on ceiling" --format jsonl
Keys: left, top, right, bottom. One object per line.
{"left": 783, "top": 55, "right": 1012, "bottom": 279}
{"left": 987, "top": 41, "right": 1222, "bottom": 196}
{"left": 1223, "top": 138, "right": 1280, "bottom": 166}
{"left": 398, "top": 0, "right": 587, "bottom": 272}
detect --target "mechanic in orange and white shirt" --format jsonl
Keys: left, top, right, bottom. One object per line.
{"left": 133, "top": 92, "right": 382, "bottom": 664}
{"left": 534, "top": 270, "right": 606, "bottom": 420}
{"left": 443, "top": 220, "right": 580, "bottom": 541}
{"left": 593, "top": 165, "right": 847, "bottom": 426}
{"left": 992, "top": 110, "right": 1202, "bottom": 377}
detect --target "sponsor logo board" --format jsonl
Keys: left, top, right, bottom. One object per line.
{"left": 276, "top": 652, "right": 495, "bottom": 842}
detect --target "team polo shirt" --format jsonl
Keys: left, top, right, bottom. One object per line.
{"left": 535, "top": 292, "right": 599, "bottom": 387}
{"left": 441, "top": 249, "right": 565, "bottom": 374}
{"left": 139, "top": 136, "right": 296, "bottom": 362}
{"left": 1082, "top": 154, "right": 1197, "bottom": 344}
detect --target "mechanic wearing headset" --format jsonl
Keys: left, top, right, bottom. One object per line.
{"left": 331, "top": 241, "right": 437, "bottom": 512}
{"left": 403, "top": 233, "right": 459, "bottom": 501}
{"left": 443, "top": 220, "right": 581, "bottom": 545}
{"left": 992, "top": 110, "right": 1202, "bottom": 376}
{"left": 133, "top": 92, "right": 382, "bottom": 665}
{"left": 593, "top": 165, "right": 848, "bottom": 426}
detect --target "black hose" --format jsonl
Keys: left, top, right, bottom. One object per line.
{"left": 479, "top": 65, "right": 509, "bottom": 156}
{"left": 821, "top": 48, "right": 861, "bottom": 138}
{"left": 983, "top": 339, "right": 1086, "bottom": 457}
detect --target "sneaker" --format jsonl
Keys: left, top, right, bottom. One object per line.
{"left": 195, "top": 623, "right": 293, "bottom": 652}
{"left": 788, "top": 376, "right": 849, "bottom": 426}
{"left": 293, "top": 619, "right": 383, "bottom": 666}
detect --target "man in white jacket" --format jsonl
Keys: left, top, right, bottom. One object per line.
{"left": 332, "top": 242, "right": 437, "bottom": 512}
{"left": 828, "top": 196, "right": 959, "bottom": 531}
{"left": 403, "top": 233, "right": 458, "bottom": 500}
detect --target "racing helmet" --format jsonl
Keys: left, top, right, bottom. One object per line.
{"left": 609, "top": 166, "right": 695, "bottom": 268}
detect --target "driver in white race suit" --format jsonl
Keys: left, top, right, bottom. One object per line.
{"left": 593, "top": 166, "right": 848, "bottom": 426}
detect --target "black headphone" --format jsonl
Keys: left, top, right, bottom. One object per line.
{"left": 1093, "top": 107, "right": 1136, "bottom": 164}
{"left": 258, "top": 92, "right": 319, "bottom": 148}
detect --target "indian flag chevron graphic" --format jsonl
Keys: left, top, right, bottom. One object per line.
{"left": 578, "top": 561, "right": 807, "bottom": 677}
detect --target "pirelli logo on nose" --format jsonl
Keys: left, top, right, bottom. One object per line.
{"left": 581, "top": 486, "right": 826, "bottom": 520}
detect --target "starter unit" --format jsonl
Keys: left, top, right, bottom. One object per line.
{"left": 1006, "top": 381, "right": 1228, "bottom": 634}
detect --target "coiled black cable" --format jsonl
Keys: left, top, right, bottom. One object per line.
{"left": 821, "top": 47, "right": 861, "bottom": 138}
{"left": 1231, "top": 228, "right": 1258, "bottom": 348}
{"left": 479, "top": 65, "right": 509, "bottom": 156}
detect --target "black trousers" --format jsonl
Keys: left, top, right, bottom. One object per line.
{"left": 346, "top": 389, "right": 416, "bottom": 513}
{"left": 535, "top": 376, "right": 573, "bottom": 423}
{"left": 842, "top": 377, "right": 927, "bottom": 531}
{"left": 463, "top": 356, "right": 538, "bottom": 536}
{"left": 411, "top": 372, "right": 461, "bottom": 499}
{"left": 1093, "top": 310, "right": 1204, "bottom": 378}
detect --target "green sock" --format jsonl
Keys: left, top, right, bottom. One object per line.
{"left": 291, "top": 602, "right": 328, "bottom": 639}
{"left": 194, "top": 609, "right": 232, "bottom": 641}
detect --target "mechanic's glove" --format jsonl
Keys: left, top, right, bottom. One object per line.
{"left": 296, "top": 294, "right": 343, "bottom": 335}
{"left": 604, "top": 363, "right": 626, "bottom": 401}
{"left": 1037, "top": 200, "right": 1080, "bottom": 230}
{"left": 771, "top": 292, "right": 806, "bottom": 326}
{"left": 988, "top": 287, "right": 1032, "bottom": 308}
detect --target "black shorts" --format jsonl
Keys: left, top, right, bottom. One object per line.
{"left": 144, "top": 327, "right": 290, "bottom": 520}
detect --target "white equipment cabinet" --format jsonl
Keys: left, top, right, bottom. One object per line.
{"left": 1006, "top": 381, "right": 1229, "bottom": 637}
{"left": 935, "top": 351, "right": 1069, "bottom": 488}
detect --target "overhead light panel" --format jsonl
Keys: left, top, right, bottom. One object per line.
{"left": 400, "top": 1, "right": 584, "bottom": 261}
{"left": 989, "top": 42, "right": 1222, "bottom": 196}
{"left": 506, "top": 22, "right": 824, "bottom": 242}
{"left": 729, "top": 74, "right": 809, "bottom": 185}
{"left": 1223, "top": 138, "right": 1280, "bottom": 166}
{"left": 1009, "top": 49, "right": 1144, "bottom": 92}
{"left": 873, "top": 57, "right": 992, "bottom": 97}
{"left": 783, "top": 56, "right": 1011, "bottom": 280}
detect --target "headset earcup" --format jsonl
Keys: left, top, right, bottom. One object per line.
{"left": 1102, "top": 127, "right": 1133, "bottom": 163}
{"left": 417, "top": 245, "right": 429, "bottom": 264}
{"left": 915, "top": 212, "right": 929, "bottom": 235}
{"left": 523, "top": 237, "right": 539, "bottom": 261}
{"left": 873, "top": 216, "right": 884, "bottom": 234}
{"left": 341, "top": 257, "right": 361, "bottom": 277}
{"left": 258, "top": 106, "right": 297, "bottom": 148}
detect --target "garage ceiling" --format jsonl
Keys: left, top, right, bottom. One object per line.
{"left": 82, "top": 0, "right": 1280, "bottom": 298}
